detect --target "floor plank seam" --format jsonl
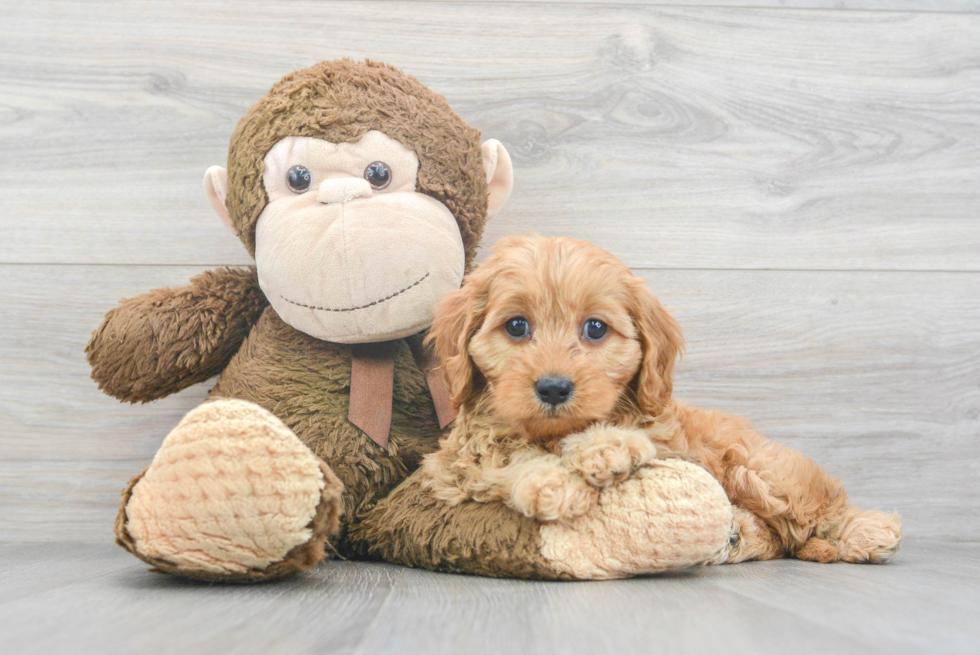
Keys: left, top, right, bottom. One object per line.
{"left": 4, "top": 262, "right": 980, "bottom": 275}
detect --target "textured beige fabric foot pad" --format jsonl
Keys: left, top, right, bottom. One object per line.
{"left": 116, "top": 399, "right": 344, "bottom": 581}
{"left": 539, "top": 459, "right": 734, "bottom": 579}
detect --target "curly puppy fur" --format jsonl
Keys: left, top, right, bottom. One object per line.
{"left": 423, "top": 235, "right": 902, "bottom": 564}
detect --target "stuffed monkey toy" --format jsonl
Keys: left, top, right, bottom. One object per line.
{"left": 87, "top": 59, "right": 734, "bottom": 581}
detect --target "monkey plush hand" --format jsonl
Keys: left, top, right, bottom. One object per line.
{"left": 89, "top": 60, "right": 733, "bottom": 582}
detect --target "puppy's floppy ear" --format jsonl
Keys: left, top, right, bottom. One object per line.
{"left": 629, "top": 278, "right": 685, "bottom": 418}
{"left": 425, "top": 280, "right": 486, "bottom": 409}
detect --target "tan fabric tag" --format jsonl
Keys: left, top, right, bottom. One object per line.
{"left": 408, "top": 335, "right": 457, "bottom": 429}
{"left": 348, "top": 341, "right": 397, "bottom": 449}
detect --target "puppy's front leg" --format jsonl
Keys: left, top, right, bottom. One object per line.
{"left": 502, "top": 455, "right": 598, "bottom": 522}
{"left": 560, "top": 424, "right": 658, "bottom": 489}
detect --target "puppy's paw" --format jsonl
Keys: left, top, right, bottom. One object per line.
{"left": 509, "top": 467, "right": 597, "bottom": 522}
{"left": 560, "top": 425, "right": 657, "bottom": 489}
{"left": 837, "top": 509, "right": 903, "bottom": 563}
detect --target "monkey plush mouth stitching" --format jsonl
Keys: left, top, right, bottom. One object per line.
{"left": 279, "top": 272, "right": 431, "bottom": 313}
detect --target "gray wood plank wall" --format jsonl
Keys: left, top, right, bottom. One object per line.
{"left": 1, "top": 0, "right": 977, "bottom": 544}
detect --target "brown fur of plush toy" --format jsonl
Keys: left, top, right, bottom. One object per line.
{"left": 87, "top": 60, "right": 486, "bottom": 575}
{"left": 87, "top": 267, "right": 267, "bottom": 403}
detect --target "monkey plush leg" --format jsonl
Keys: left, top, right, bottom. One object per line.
{"left": 116, "top": 399, "right": 344, "bottom": 582}
{"left": 356, "top": 458, "right": 734, "bottom": 580}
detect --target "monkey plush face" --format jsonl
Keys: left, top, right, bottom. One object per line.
{"left": 254, "top": 131, "right": 465, "bottom": 343}
{"left": 202, "top": 60, "right": 513, "bottom": 344}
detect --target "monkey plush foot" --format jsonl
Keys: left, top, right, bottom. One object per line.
{"left": 116, "top": 399, "right": 344, "bottom": 582}
{"left": 357, "top": 458, "right": 734, "bottom": 580}
{"left": 536, "top": 459, "right": 734, "bottom": 579}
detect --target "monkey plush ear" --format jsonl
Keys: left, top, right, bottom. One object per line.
{"left": 203, "top": 166, "right": 235, "bottom": 232}
{"left": 481, "top": 139, "right": 513, "bottom": 217}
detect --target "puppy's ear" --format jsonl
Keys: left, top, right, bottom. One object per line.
{"left": 629, "top": 279, "right": 685, "bottom": 418}
{"left": 425, "top": 281, "right": 485, "bottom": 409}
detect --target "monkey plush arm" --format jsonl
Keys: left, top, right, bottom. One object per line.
{"left": 86, "top": 267, "right": 268, "bottom": 402}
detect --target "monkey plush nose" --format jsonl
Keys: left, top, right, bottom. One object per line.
{"left": 535, "top": 376, "right": 574, "bottom": 407}
{"left": 317, "top": 178, "right": 373, "bottom": 205}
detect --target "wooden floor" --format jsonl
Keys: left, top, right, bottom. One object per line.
{"left": 0, "top": 539, "right": 977, "bottom": 655}
{"left": 1, "top": 0, "right": 978, "bottom": 653}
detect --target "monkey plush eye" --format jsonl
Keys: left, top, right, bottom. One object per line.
{"left": 364, "top": 161, "right": 392, "bottom": 189}
{"left": 286, "top": 165, "right": 312, "bottom": 193}
{"left": 504, "top": 317, "right": 530, "bottom": 339}
{"left": 583, "top": 319, "right": 608, "bottom": 341}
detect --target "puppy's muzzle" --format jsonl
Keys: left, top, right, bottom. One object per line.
{"left": 535, "top": 376, "right": 574, "bottom": 407}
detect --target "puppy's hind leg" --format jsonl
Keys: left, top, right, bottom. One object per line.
{"left": 800, "top": 506, "right": 903, "bottom": 564}
{"left": 724, "top": 438, "right": 901, "bottom": 564}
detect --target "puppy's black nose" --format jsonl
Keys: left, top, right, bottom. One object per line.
{"left": 535, "top": 376, "right": 573, "bottom": 407}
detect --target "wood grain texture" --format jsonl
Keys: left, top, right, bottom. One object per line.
{"left": 1, "top": 264, "right": 976, "bottom": 542}
{"left": 413, "top": 0, "right": 980, "bottom": 11}
{"left": 1, "top": 0, "right": 977, "bottom": 605}
{"left": 1, "top": 2, "right": 979, "bottom": 270}
{"left": 0, "top": 539, "right": 977, "bottom": 655}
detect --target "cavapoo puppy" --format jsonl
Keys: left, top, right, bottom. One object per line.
{"left": 422, "top": 235, "right": 902, "bottom": 564}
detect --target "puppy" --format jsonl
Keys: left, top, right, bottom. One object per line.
{"left": 422, "top": 235, "right": 902, "bottom": 564}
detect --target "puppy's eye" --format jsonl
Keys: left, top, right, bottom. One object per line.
{"left": 364, "top": 161, "right": 391, "bottom": 189}
{"left": 504, "top": 317, "right": 530, "bottom": 339}
{"left": 286, "top": 165, "right": 312, "bottom": 193}
{"left": 583, "top": 319, "right": 608, "bottom": 341}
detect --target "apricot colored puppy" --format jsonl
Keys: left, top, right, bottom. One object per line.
{"left": 422, "top": 235, "right": 902, "bottom": 564}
